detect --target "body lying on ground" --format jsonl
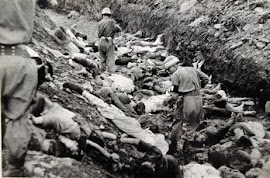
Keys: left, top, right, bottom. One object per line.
{"left": 63, "top": 82, "right": 139, "bottom": 117}
{"left": 30, "top": 93, "right": 119, "bottom": 161}
{"left": 193, "top": 113, "right": 237, "bottom": 146}
{"left": 45, "top": 26, "right": 80, "bottom": 54}
{"left": 70, "top": 53, "right": 100, "bottom": 78}
{"left": 45, "top": 26, "right": 94, "bottom": 55}
{"left": 201, "top": 83, "right": 257, "bottom": 116}
{"left": 95, "top": 86, "right": 138, "bottom": 117}
{"left": 120, "top": 138, "right": 181, "bottom": 178}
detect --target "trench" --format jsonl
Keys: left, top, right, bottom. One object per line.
{"left": 55, "top": 0, "right": 270, "bottom": 99}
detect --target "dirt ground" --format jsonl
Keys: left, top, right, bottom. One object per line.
{"left": 45, "top": 9, "right": 99, "bottom": 43}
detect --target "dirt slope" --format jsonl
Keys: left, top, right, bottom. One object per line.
{"left": 30, "top": 7, "right": 129, "bottom": 178}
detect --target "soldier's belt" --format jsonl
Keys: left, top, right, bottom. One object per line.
{"left": 0, "top": 44, "right": 28, "bottom": 57}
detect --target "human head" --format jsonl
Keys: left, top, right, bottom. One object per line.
{"left": 144, "top": 146, "right": 163, "bottom": 163}
{"left": 101, "top": 8, "right": 112, "bottom": 17}
{"left": 134, "top": 102, "right": 145, "bottom": 115}
{"left": 195, "top": 50, "right": 203, "bottom": 58}
{"left": 137, "top": 161, "right": 155, "bottom": 178}
{"left": 41, "top": 139, "right": 56, "bottom": 155}
{"left": 37, "top": 61, "right": 54, "bottom": 87}
{"left": 31, "top": 95, "right": 45, "bottom": 117}
{"left": 181, "top": 58, "right": 193, "bottom": 67}
{"left": 169, "top": 65, "right": 178, "bottom": 74}
{"left": 59, "top": 26, "right": 66, "bottom": 33}
{"left": 194, "top": 133, "right": 207, "bottom": 144}
{"left": 54, "top": 27, "right": 67, "bottom": 41}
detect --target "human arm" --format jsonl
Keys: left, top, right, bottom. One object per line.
{"left": 86, "top": 140, "right": 120, "bottom": 161}
{"left": 31, "top": 94, "right": 55, "bottom": 126}
{"left": 110, "top": 92, "right": 138, "bottom": 117}
{"left": 196, "top": 70, "right": 209, "bottom": 88}
{"left": 120, "top": 138, "right": 140, "bottom": 145}
{"left": 171, "top": 70, "right": 179, "bottom": 94}
{"left": 170, "top": 71, "right": 180, "bottom": 101}
{"left": 120, "top": 138, "right": 162, "bottom": 156}
{"left": 45, "top": 27, "right": 68, "bottom": 45}
{"left": 98, "top": 22, "right": 103, "bottom": 38}
{"left": 115, "top": 23, "right": 122, "bottom": 33}
{"left": 66, "top": 29, "right": 85, "bottom": 48}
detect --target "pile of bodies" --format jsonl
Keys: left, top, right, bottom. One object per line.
{"left": 27, "top": 24, "right": 270, "bottom": 178}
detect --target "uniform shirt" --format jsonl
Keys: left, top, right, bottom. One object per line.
{"left": 98, "top": 18, "right": 120, "bottom": 38}
{"left": 171, "top": 66, "right": 209, "bottom": 93}
{"left": 0, "top": 0, "right": 35, "bottom": 45}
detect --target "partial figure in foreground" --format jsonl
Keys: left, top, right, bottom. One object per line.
{"left": 0, "top": 0, "right": 38, "bottom": 176}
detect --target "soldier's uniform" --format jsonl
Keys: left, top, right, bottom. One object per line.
{"left": 0, "top": 0, "right": 38, "bottom": 176}
{"left": 98, "top": 8, "right": 121, "bottom": 73}
{"left": 169, "top": 66, "right": 209, "bottom": 153}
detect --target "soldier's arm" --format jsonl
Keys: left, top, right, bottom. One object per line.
{"left": 197, "top": 70, "right": 209, "bottom": 88}
{"left": 98, "top": 23, "right": 103, "bottom": 38}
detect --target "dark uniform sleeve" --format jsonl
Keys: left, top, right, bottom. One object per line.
{"left": 171, "top": 71, "right": 180, "bottom": 93}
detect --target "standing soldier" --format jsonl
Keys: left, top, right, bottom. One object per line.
{"left": 98, "top": 7, "right": 122, "bottom": 73}
{"left": 169, "top": 59, "right": 209, "bottom": 154}
{"left": 0, "top": 0, "right": 38, "bottom": 176}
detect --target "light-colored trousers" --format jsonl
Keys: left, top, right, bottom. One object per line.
{"left": 170, "top": 95, "right": 204, "bottom": 141}
{"left": 98, "top": 37, "right": 116, "bottom": 73}
{"left": 1, "top": 56, "right": 37, "bottom": 168}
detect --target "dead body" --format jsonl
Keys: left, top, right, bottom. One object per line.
{"left": 30, "top": 93, "right": 119, "bottom": 161}
{"left": 121, "top": 138, "right": 182, "bottom": 178}
{"left": 63, "top": 82, "right": 138, "bottom": 117}
{"left": 193, "top": 113, "right": 236, "bottom": 146}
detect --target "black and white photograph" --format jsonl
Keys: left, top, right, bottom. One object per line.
{"left": 1, "top": 0, "right": 270, "bottom": 177}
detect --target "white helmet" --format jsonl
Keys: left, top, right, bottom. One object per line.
{"left": 102, "top": 8, "right": 112, "bottom": 15}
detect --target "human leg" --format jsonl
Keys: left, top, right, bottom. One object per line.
{"left": 1, "top": 56, "right": 38, "bottom": 176}
{"left": 106, "top": 41, "right": 116, "bottom": 73}
{"left": 182, "top": 96, "right": 203, "bottom": 140}
{"left": 169, "top": 98, "right": 184, "bottom": 153}
{"left": 170, "top": 98, "right": 184, "bottom": 142}
{"left": 98, "top": 38, "right": 109, "bottom": 72}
